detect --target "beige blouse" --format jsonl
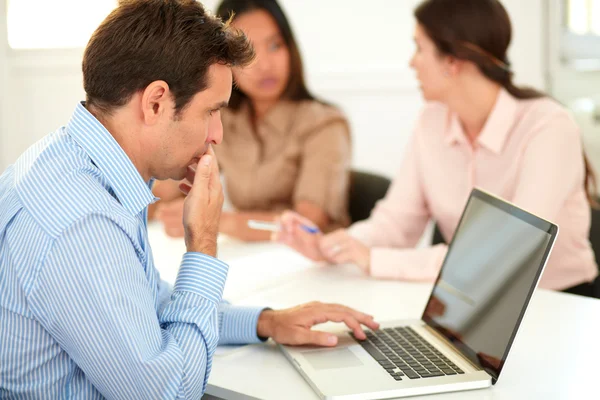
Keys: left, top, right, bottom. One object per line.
{"left": 215, "top": 100, "right": 351, "bottom": 229}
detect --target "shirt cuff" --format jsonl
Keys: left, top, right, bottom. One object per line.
{"left": 218, "top": 305, "right": 268, "bottom": 345}
{"left": 173, "top": 252, "right": 229, "bottom": 305}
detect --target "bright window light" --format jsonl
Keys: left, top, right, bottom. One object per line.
{"left": 7, "top": 0, "right": 117, "bottom": 49}
{"left": 591, "top": 0, "right": 600, "bottom": 34}
{"left": 568, "top": 0, "right": 590, "bottom": 34}
{"left": 562, "top": 0, "right": 600, "bottom": 61}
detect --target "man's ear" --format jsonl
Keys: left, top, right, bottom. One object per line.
{"left": 141, "top": 80, "right": 171, "bottom": 125}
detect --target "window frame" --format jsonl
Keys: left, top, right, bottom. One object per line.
{"left": 560, "top": 0, "right": 600, "bottom": 63}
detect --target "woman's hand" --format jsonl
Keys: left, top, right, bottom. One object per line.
{"left": 155, "top": 197, "right": 186, "bottom": 237}
{"left": 319, "top": 229, "right": 371, "bottom": 274}
{"left": 273, "top": 211, "right": 325, "bottom": 261}
{"left": 275, "top": 211, "right": 371, "bottom": 273}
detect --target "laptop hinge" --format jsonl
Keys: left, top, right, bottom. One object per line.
{"left": 422, "top": 324, "right": 483, "bottom": 371}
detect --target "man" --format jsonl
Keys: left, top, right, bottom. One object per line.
{"left": 0, "top": 1, "right": 378, "bottom": 398}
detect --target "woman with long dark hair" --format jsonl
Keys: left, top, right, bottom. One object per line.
{"left": 151, "top": 0, "right": 351, "bottom": 240}
{"left": 277, "top": 0, "right": 598, "bottom": 296}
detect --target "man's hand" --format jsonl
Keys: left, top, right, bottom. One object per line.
{"left": 181, "top": 146, "right": 224, "bottom": 256}
{"left": 257, "top": 302, "right": 380, "bottom": 346}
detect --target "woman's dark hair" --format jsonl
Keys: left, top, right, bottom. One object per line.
{"left": 215, "top": 0, "right": 316, "bottom": 109}
{"left": 415, "top": 0, "right": 597, "bottom": 205}
{"left": 415, "top": 0, "right": 540, "bottom": 99}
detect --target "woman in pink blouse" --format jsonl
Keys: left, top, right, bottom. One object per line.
{"left": 275, "top": 0, "right": 599, "bottom": 295}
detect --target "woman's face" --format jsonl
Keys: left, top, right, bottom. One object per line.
{"left": 232, "top": 9, "right": 291, "bottom": 104}
{"left": 409, "top": 23, "right": 452, "bottom": 102}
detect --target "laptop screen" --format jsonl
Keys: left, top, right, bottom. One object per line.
{"left": 422, "top": 189, "right": 557, "bottom": 383}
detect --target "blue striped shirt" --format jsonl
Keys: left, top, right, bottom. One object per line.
{"left": 0, "top": 103, "right": 265, "bottom": 399}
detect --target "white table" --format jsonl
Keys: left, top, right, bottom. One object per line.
{"left": 148, "top": 224, "right": 600, "bottom": 400}
{"left": 149, "top": 222, "right": 316, "bottom": 302}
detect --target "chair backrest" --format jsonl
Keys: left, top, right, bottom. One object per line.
{"left": 588, "top": 206, "right": 600, "bottom": 297}
{"left": 348, "top": 170, "right": 391, "bottom": 224}
{"left": 431, "top": 223, "right": 446, "bottom": 246}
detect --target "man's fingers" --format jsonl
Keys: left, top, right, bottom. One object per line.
{"left": 206, "top": 144, "right": 217, "bottom": 159}
{"left": 186, "top": 154, "right": 212, "bottom": 200}
{"left": 310, "top": 303, "right": 380, "bottom": 333}
{"left": 327, "top": 305, "right": 380, "bottom": 331}
{"left": 207, "top": 146, "right": 221, "bottom": 189}
{"left": 179, "top": 180, "right": 192, "bottom": 195}
{"left": 320, "top": 312, "right": 367, "bottom": 340}
{"left": 280, "top": 327, "right": 337, "bottom": 347}
{"left": 362, "top": 318, "right": 380, "bottom": 331}
{"left": 268, "top": 303, "right": 380, "bottom": 348}
{"left": 305, "top": 330, "right": 338, "bottom": 347}
{"left": 185, "top": 164, "right": 196, "bottom": 184}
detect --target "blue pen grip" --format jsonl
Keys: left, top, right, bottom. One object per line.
{"left": 301, "top": 225, "right": 319, "bottom": 234}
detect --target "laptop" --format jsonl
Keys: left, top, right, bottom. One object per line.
{"left": 280, "top": 188, "right": 558, "bottom": 400}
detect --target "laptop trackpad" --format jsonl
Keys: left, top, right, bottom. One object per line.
{"left": 303, "top": 348, "right": 364, "bottom": 370}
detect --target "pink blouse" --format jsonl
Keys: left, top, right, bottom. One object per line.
{"left": 349, "top": 89, "right": 598, "bottom": 290}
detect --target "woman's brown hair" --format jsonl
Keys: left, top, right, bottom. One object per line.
{"left": 415, "top": 0, "right": 597, "bottom": 205}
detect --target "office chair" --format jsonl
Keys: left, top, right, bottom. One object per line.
{"left": 431, "top": 223, "right": 445, "bottom": 246}
{"left": 348, "top": 170, "right": 391, "bottom": 223}
{"left": 587, "top": 204, "right": 600, "bottom": 298}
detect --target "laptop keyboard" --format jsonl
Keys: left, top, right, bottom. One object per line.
{"left": 353, "top": 327, "right": 464, "bottom": 381}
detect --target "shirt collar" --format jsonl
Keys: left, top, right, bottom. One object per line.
{"left": 66, "top": 102, "right": 156, "bottom": 216}
{"left": 444, "top": 88, "right": 518, "bottom": 154}
{"left": 444, "top": 112, "right": 466, "bottom": 146}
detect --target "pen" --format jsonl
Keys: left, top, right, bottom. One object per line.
{"left": 247, "top": 220, "right": 320, "bottom": 234}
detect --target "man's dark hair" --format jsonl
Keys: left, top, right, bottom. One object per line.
{"left": 83, "top": 0, "right": 255, "bottom": 116}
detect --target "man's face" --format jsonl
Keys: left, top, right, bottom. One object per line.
{"left": 152, "top": 63, "right": 232, "bottom": 181}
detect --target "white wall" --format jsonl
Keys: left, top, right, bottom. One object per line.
{"left": 543, "top": 0, "right": 600, "bottom": 176}
{"left": 0, "top": 0, "right": 546, "bottom": 176}
{"left": 1, "top": 0, "right": 7, "bottom": 169}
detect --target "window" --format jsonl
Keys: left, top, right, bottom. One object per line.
{"left": 6, "top": 0, "right": 117, "bottom": 49}
{"left": 566, "top": 0, "right": 600, "bottom": 34}
{"left": 561, "top": 0, "right": 600, "bottom": 63}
